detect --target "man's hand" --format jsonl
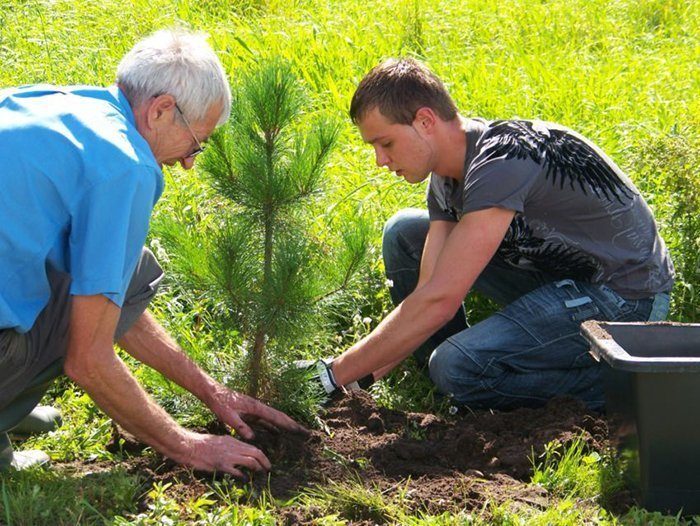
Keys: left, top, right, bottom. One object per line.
{"left": 118, "top": 311, "right": 308, "bottom": 441}
{"left": 175, "top": 430, "right": 272, "bottom": 478}
{"left": 67, "top": 298, "right": 303, "bottom": 478}
{"left": 331, "top": 207, "right": 516, "bottom": 386}
{"left": 206, "top": 385, "right": 308, "bottom": 440}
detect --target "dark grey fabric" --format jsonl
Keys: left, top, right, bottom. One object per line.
{"left": 0, "top": 359, "right": 63, "bottom": 433}
{"left": 426, "top": 118, "right": 674, "bottom": 300}
{"left": 0, "top": 267, "right": 71, "bottom": 410}
{"left": 115, "top": 248, "right": 164, "bottom": 340}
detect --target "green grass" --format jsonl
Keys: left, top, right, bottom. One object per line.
{"left": 2, "top": 0, "right": 699, "bottom": 523}
{"left": 0, "top": 466, "right": 139, "bottom": 525}
{"left": 21, "top": 387, "right": 115, "bottom": 463}
{"left": 531, "top": 436, "right": 637, "bottom": 521}
{"left": 110, "top": 481, "right": 279, "bottom": 526}
{"left": 299, "top": 478, "right": 484, "bottom": 525}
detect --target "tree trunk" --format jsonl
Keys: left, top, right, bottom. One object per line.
{"left": 247, "top": 329, "right": 267, "bottom": 397}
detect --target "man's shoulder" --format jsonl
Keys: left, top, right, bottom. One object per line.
{"left": 69, "top": 87, "right": 158, "bottom": 173}
{"left": 2, "top": 84, "right": 160, "bottom": 189}
{"left": 1, "top": 84, "right": 118, "bottom": 115}
{"left": 3, "top": 84, "right": 133, "bottom": 137}
{"left": 50, "top": 86, "right": 156, "bottom": 172}
{"left": 475, "top": 118, "right": 593, "bottom": 157}
{"left": 469, "top": 118, "right": 611, "bottom": 179}
{"left": 462, "top": 119, "right": 548, "bottom": 180}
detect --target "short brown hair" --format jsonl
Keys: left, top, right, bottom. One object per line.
{"left": 349, "top": 58, "right": 458, "bottom": 125}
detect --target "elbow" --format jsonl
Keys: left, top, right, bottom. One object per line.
{"left": 64, "top": 347, "right": 111, "bottom": 388}
{"left": 432, "top": 299, "right": 464, "bottom": 328}
{"left": 63, "top": 354, "right": 92, "bottom": 387}
{"left": 412, "top": 288, "right": 465, "bottom": 331}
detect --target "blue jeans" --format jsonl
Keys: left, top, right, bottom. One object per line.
{"left": 383, "top": 209, "right": 671, "bottom": 411}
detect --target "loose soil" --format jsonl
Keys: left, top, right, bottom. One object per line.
{"left": 80, "top": 392, "right": 628, "bottom": 523}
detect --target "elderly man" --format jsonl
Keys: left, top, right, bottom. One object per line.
{"left": 0, "top": 29, "right": 305, "bottom": 474}
{"left": 313, "top": 58, "right": 674, "bottom": 411}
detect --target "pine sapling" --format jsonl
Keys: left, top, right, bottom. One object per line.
{"left": 170, "top": 59, "right": 369, "bottom": 398}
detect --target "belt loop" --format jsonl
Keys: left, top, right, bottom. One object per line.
{"left": 648, "top": 292, "right": 671, "bottom": 321}
{"left": 555, "top": 279, "right": 574, "bottom": 288}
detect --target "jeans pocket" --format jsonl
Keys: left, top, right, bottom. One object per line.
{"left": 595, "top": 287, "right": 669, "bottom": 323}
{"left": 555, "top": 280, "right": 600, "bottom": 322}
{"left": 594, "top": 285, "right": 637, "bottom": 320}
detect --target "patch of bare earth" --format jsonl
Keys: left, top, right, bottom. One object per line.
{"left": 263, "top": 392, "right": 608, "bottom": 523}
{"left": 61, "top": 392, "right": 617, "bottom": 521}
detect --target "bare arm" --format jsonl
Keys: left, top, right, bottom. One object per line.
{"left": 333, "top": 207, "right": 515, "bottom": 386}
{"left": 371, "top": 220, "right": 456, "bottom": 379}
{"left": 64, "top": 295, "right": 272, "bottom": 477}
{"left": 118, "top": 311, "right": 307, "bottom": 438}
{"left": 416, "top": 220, "right": 456, "bottom": 289}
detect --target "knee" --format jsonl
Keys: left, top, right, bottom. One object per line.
{"left": 115, "top": 249, "right": 164, "bottom": 341}
{"left": 382, "top": 208, "right": 428, "bottom": 269}
{"left": 428, "top": 342, "right": 463, "bottom": 396}
{"left": 124, "top": 248, "right": 164, "bottom": 307}
{"left": 382, "top": 208, "right": 424, "bottom": 250}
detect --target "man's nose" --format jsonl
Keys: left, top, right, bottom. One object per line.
{"left": 180, "top": 156, "right": 196, "bottom": 170}
{"left": 375, "top": 148, "right": 390, "bottom": 168}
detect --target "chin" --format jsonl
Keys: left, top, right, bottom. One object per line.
{"left": 405, "top": 172, "right": 429, "bottom": 184}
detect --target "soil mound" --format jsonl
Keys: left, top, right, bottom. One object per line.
{"left": 249, "top": 392, "right": 607, "bottom": 515}
{"left": 103, "top": 391, "right": 610, "bottom": 520}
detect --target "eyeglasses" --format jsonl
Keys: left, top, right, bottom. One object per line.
{"left": 175, "top": 103, "right": 206, "bottom": 159}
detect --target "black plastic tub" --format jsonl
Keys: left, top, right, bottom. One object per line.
{"left": 581, "top": 321, "right": 700, "bottom": 515}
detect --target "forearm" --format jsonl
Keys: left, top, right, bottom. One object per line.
{"left": 66, "top": 346, "right": 191, "bottom": 461}
{"left": 66, "top": 295, "right": 280, "bottom": 475}
{"left": 334, "top": 209, "right": 514, "bottom": 387}
{"left": 118, "top": 311, "right": 219, "bottom": 406}
{"left": 119, "top": 310, "right": 307, "bottom": 438}
{"left": 416, "top": 220, "right": 455, "bottom": 290}
{"left": 333, "top": 288, "right": 455, "bottom": 385}
{"left": 372, "top": 358, "right": 403, "bottom": 380}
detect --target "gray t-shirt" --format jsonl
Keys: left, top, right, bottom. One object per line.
{"left": 427, "top": 118, "right": 674, "bottom": 299}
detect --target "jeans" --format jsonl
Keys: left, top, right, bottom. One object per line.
{"left": 383, "top": 209, "right": 671, "bottom": 411}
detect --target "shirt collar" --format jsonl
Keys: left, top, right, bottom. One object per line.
{"left": 110, "top": 84, "right": 136, "bottom": 127}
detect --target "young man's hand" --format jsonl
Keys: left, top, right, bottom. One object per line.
{"left": 305, "top": 358, "right": 375, "bottom": 398}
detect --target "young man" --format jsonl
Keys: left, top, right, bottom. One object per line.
{"left": 315, "top": 58, "right": 673, "bottom": 410}
{"left": 0, "top": 29, "right": 305, "bottom": 473}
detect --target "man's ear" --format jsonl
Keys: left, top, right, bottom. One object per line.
{"left": 413, "top": 107, "right": 438, "bottom": 134}
{"left": 146, "top": 94, "right": 177, "bottom": 128}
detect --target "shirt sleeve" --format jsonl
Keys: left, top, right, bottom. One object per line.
{"left": 461, "top": 141, "right": 542, "bottom": 215}
{"left": 68, "top": 167, "right": 158, "bottom": 306}
{"left": 427, "top": 175, "right": 458, "bottom": 222}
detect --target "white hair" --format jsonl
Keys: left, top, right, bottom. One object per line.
{"left": 117, "top": 29, "right": 231, "bottom": 126}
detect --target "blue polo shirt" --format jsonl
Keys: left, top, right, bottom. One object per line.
{"left": 0, "top": 85, "right": 164, "bottom": 333}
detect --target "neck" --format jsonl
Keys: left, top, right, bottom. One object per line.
{"left": 431, "top": 115, "right": 468, "bottom": 181}
{"left": 128, "top": 97, "right": 158, "bottom": 155}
